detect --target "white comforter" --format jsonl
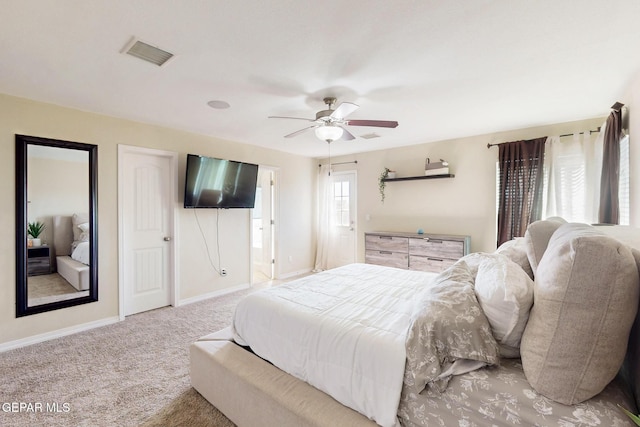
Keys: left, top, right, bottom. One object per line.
{"left": 71, "top": 241, "right": 90, "bottom": 265}
{"left": 232, "top": 263, "right": 437, "bottom": 427}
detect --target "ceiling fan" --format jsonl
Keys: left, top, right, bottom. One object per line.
{"left": 269, "top": 97, "right": 398, "bottom": 143}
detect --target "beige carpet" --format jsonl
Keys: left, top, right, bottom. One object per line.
{"left": 0, "top": 288, "right": 252, "bottom": 427}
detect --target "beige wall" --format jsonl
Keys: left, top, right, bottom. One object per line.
{"left": 28, "top": 155, "right": 89, "bottom": 244}
{"left": 325, "top": 116, "right": 607, "bottom": 259}
{"left": 0, "top": 93, "right": 316, "bottom": 346}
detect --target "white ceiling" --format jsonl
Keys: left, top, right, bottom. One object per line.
{"left": 1, "top": 1, "right": 639, "bottom": 158}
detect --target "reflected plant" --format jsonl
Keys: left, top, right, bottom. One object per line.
{"left": 27, "top": 221, "right": 45, "bottom": 239}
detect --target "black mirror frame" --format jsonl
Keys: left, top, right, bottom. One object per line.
{"left": 15, "top": 134, "right": 98, "bottom": 317}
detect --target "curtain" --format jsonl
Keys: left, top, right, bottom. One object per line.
{"left": 598, "top": 110, "right": 622, "bottom": 224}
{"left": 313, "top": 165, "right": 332, "bottom": 271}
{"left": 542, "top": 130, "right": 603, "bottom": 223}
{"left": 497, "top": 137, "right": 546, "bottom": 246}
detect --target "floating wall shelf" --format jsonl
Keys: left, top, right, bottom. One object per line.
{"left": 382, "top": 174, "right": 455, "bottom": 182}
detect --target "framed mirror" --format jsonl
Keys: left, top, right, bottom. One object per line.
{"left": 16, "top": 134, "right": 98, "bottom": 317}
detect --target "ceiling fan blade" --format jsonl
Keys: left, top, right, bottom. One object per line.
{"left": 330, "top": 102, "right": 359, "bottom": 120}
{"left": 284, "top": 125, "right": 318, "bottom": 138}
{"left": 340, "top": 126, "right": 356, "bottom": 141}
{"left": 269, "top": 115, "right": 316, "bottom": 122}
{"left": 346, "top": 119, "right": 398, "bottom": 128}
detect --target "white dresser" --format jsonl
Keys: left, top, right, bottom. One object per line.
{"left": 364, "top": 231, "right": 470, "bottom": 273}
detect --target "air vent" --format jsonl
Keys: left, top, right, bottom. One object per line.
{"left": 360, "top": 133, "right": 381, "bottom": 140}
{"left": 122, "top": 38, "right": 174, "bottom": 67}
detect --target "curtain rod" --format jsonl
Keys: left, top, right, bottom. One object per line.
{"left": 487, "top": 128, "right": 601, "bottom": 149}
{"left": 318, "top": 160, "right": 358, "bottom": 167}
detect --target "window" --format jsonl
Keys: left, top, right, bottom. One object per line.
{"left": 497, "top": 132, "right": 630, "bottom": 227}
{"left": 619, "top": 134, "right": 630, "bottom": 225}
{"left": 333, "top": 181, "right": 350, "bottom": 226}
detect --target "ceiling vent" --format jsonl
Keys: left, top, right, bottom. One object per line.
{"left": 122, "top": 37, "right": 174, "bottom": 67}
{"left": 360, "top": 133, "right": 381, "bottom": 140}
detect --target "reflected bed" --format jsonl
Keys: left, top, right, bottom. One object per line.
{"left": 52, "top": 215, "right": 89, "bottom": 291}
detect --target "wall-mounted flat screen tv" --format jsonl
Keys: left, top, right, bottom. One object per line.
{"left": 184, "top": 154, "right": 259, "bottom": 209}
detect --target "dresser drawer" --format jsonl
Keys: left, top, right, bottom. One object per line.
{"left": 409, "top": 238, "right": 464, "bottom": 259}
{"left": 365, "top": 250, "right": 409, "bottom": 269}
{"left": 409, "top": 255, "right": 456, "bottom": 273}
{"left": 365, "top": 235, "right": 408, "bottom": 252}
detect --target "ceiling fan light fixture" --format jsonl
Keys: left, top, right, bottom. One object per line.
{"left": 315, "top": 124, "right": 343, "bottom": 143}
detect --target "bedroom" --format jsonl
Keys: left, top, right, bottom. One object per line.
{"left": 1, "top": 1, "right": 640, "bottom": 425}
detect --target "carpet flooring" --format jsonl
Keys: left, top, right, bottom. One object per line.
{"left": 0, "top": 288, "right": 252, "bottom": 427}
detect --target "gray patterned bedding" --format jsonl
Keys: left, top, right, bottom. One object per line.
{"left": 395, "top": 221, "right": 640, "bottom": 426}
{"left": 398, "top": 359, "right": 636, "bottom": 426}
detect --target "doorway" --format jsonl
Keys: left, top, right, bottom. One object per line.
{"left": 328, "top": 171, "right": 357, "bottom": 268}
{"left": 118, "top": 145, "right": 178, "bottom": 318}
{"left": 252, "top": 167, "right": 276, "bottom": 284}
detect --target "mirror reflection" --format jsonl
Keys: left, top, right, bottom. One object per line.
{"left": 16, "top": 134, "right": 98, "bottom": 317}
{"left": 27, "top": 145, "right": 90, "bottom": 306}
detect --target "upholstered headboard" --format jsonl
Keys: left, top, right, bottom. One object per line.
{"left": 52, "top": 215, "right": 74, "bottom": 257}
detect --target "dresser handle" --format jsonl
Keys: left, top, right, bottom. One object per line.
{"left": 379, "top": 251, "right": 392, "bottom": 255}
{"left": 427, "top": 257, "right": 444, "bottom": 262}
{"left": 429, "top": 239, "right": 443, "bottom": 244}
{"left": 379, "top": 236, "right": 392, "bottom": 240}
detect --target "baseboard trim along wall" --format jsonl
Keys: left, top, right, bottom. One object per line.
{"left": 278, "top": 268, "right": 313, "bottom": 280}
{"left": 0, "top": 316, "right": 121, "bottom": 353}
{"left": 178, "top": 283, "right": 251, "bottom": 306}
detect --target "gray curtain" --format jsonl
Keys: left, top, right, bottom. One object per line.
{"left": 598, "top": 110, "right": 622, "bottom": 224}
{"left": 497, "top": 137, "right": 546, "bottom": 246}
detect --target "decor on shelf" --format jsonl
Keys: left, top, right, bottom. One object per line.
{"left": 425, "top": 158, "right": 449, "bottom": 176}
{"left": 378, "top": 167, "right": 395, "bottom": 203}
{"left": 27, "top": 221, "right": 45, "bottom": 247}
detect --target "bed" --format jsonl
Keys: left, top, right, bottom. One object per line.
{"left": 52, "top": 214, "right": 90, "bottom": 291}
{"left": 190, "top": 220, "right": 640, "bottom": 426}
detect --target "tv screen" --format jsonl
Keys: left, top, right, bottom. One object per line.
{"left": 184, "top": 154, "right": 259, "bottom": 208}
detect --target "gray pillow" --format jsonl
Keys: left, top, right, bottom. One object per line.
{"left": 521, "top": 223, "right": 640, "bottom": 405}
{"left": 523, "top": 217, "right": 566, "bottom": 276}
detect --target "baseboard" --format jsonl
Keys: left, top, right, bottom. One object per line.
{"left": 178, "top": 283, "right": 251, "bottom": 306}
{"left": 278, "top": 268, "right": 313, "bottom": 280}
{"left": 0, "top": 316, "right": 120, "bottom": 353}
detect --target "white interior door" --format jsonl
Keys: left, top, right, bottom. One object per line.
{"left": 252, "top": 168, "right": 274, "bottom": 282}
{"left": 120, "top": 147, "right": 175, "bottom": 316}
{"left": 328, "top": 171, "right": 356, "bottom": 268}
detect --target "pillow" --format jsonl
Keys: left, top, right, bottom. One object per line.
{"left": 495, "top": 237, "right": 533, "bottom": 279}
{"left": 72, "top": 213, "right": 89, "bottom": 242}
{"left": 466, "top": 253, "right": 534, "bottom": 358}
{"left": 76, "top": 222, "right": 90, "bottom": 242}
{"left": 520, "top": 223, "right": 640, "bottom": 405}
{"left": 523, "top": 217, "right": 566, "bottom": 276}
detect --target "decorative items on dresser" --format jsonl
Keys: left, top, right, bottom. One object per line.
{"left": 365, "top": 231, "right": 470, "bottom": 273}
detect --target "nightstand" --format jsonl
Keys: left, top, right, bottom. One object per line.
{"left": 27, "top": 245, "right": 51, "bottom": 276}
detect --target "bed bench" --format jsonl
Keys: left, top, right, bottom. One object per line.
{"left": 190, "top": 328, "right": 376, "bottom": 427}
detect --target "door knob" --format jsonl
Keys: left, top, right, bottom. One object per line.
{"left": 163, "top": 237, "right": 172, "bottom": 241}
